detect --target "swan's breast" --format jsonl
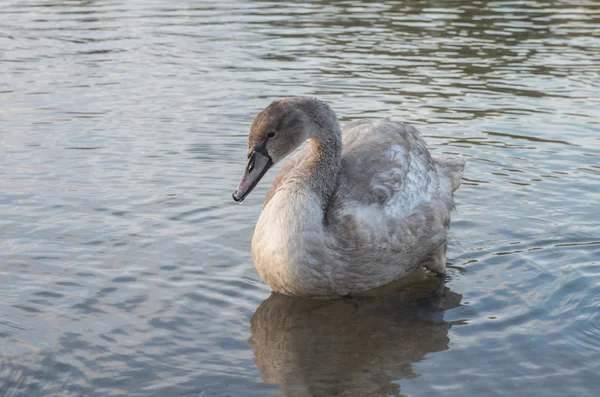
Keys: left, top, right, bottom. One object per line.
{"left": 251, "top": 187, "right": 331, "bottom": 295}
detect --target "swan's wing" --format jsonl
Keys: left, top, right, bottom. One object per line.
{"left": 325, "top": 120, "right": 457, "bottom": 271}
{"left": 328, "top": 119, "right": 442, "bottom": 219}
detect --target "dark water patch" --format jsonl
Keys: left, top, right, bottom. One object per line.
{"left": 31, "top": 291, "right": 64, "bottom": 298}
{"left": 111, "top": 276, "right": 136, "bottom": 283}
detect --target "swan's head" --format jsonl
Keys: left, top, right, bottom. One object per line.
{"left": 232, "top": 98, "right": 312, "bottom": 203}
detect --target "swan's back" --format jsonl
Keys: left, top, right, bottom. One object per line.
{"left": 327, "top": 119, "right": 463, "bottom": 216}
{"left": 331, "top": 120, "right": 442, "bottom": 217}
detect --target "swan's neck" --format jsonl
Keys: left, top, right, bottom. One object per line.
{"left": 302, "top": 130, "right": 342, "bottom": 210}
{"left": 291, "top": 99, "right": 342, "bottom": 210}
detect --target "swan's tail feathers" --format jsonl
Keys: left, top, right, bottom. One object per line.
{"left": 434, "top": 156, "right": 467, "bottom": 193}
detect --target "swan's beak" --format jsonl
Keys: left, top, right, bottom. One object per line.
{"left": 232, "top": 150, "right": 273, "bottom": 203}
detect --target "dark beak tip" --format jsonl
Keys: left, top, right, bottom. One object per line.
{"left": 232, "top": 190, "right": 244, "bottom": 203}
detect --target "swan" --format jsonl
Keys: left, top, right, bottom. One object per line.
{"left": 232, "top": 97, "right": 465, "bottom": 297}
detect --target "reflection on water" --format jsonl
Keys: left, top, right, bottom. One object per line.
{"left": 1, "top": 0, "right": 599, "bottom": 396}
{"left": 251, "top": 274, "right": 462, "bottom": 397}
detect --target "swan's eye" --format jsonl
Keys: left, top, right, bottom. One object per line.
{"left": 267, "top": 130, "right": 276, "bottom": 139}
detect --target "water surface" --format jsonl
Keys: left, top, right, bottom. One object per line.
{"left": 1, "top": 0, "right": 599, "bottom": 396}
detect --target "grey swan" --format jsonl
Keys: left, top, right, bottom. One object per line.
{"left": 233, "top": 97, "right": 465, "bottom": 297}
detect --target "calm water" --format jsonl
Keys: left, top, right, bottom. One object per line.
{"left": 1, "top": 0, "right": 599, "bottom": 396}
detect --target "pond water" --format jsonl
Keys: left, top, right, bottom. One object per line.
{"left": 1, "top": 0, "right": 599, "bottom": 396}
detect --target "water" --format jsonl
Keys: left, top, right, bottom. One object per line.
{"left": 1, "top": 0, "right": 599, "bottom": 395}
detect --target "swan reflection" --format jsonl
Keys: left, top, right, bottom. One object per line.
{"left": 249, "top": 273, "right": 463, "bottom": 397}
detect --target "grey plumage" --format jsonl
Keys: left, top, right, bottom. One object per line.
{"left": 236, "top": 97, "right": 465, "bottom": 297}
